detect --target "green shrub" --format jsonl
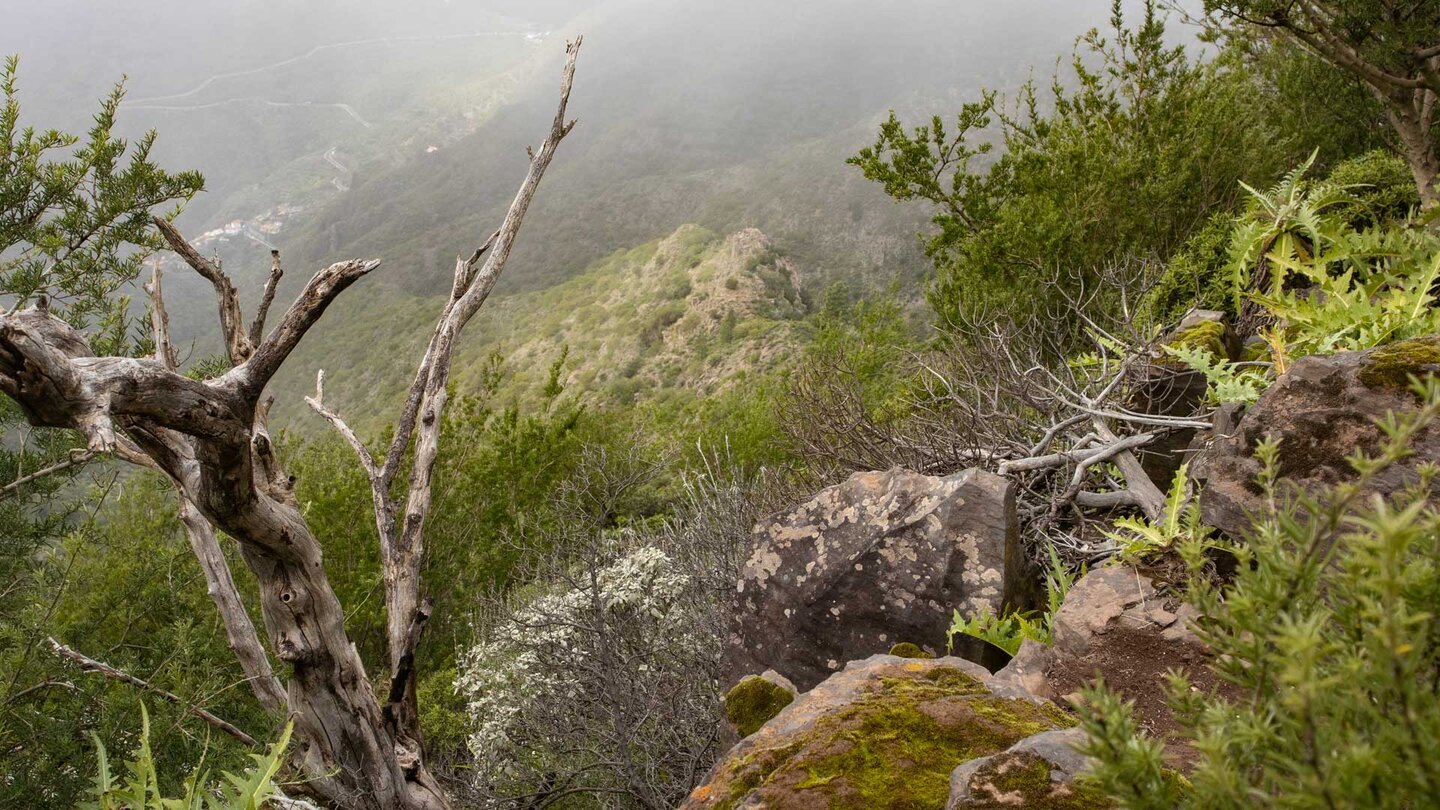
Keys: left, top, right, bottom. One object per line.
{"left": 1142, "top": 211, "right": 1238, "bottom": 326}
{"left": 1324, "top": 149, "right": 1421, "bottom": 228}
{"left": 1080, "top": 380, "right": 1440, "bottom": 809}
{"left": 85, "top": 706, "right": 291, "bottom": 810}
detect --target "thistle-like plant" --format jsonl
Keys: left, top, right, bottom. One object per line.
{"left": 1101, "top": 463, "right": 1210, "bottom": 561}
{"left": 84, "top": 705, "right": 291, "bottom": 810}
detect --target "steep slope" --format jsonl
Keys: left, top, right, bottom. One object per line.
{"left": 275, "top": 0, "right": 1109, "bottom": 300}
{"left": 273, "top": 224, "right": 809, "bottom": 430}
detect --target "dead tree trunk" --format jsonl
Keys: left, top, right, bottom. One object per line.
{"left": 0, "top": 39, "right": 582, "bottom": 810}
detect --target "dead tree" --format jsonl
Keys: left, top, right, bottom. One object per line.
{"left": 0, "top": 38, "right": 582, "bottom": 810}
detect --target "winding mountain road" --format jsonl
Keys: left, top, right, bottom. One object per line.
{"left": 126, "top": 30, "right": 540, "bottom": 105}
{"left": 126, "top": 97, "right": 375, "bottom": 128}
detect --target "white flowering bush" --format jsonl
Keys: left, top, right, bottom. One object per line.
{"left": 457, "top": 542, "right": 723, "bottom": 808}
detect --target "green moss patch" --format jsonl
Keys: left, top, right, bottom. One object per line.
{"left": 1359, "top": 337, "right": 1440, "bottom": 391}
{"left": 725, "top": 676, "right": 795, "bottom": 738}
{"left": 709, "top": 664, "right": 1074, "bottom": 809}
{"left": 1164, "top": 320, "right": 1230, "bottom": 361}
{"left": 888, "top": 642, "right": 934, "bottom": 659}
{"left": 953, "top": 752, "right": 1114, "bottom": 809}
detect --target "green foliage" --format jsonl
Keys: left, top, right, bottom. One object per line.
{"left": 947, "top": 606, "right": 1048, "bottom": 657}
{"left": 1162, "top": 152, "right": 1439, "bottom": 403}
{"left": 1142, "top": 212, "right": 1240, "bottom": 325}
{"left": 3, "top": 472, "right": 271, "bottom": 809}
{"left": 1076, "top": 680, "right": 1188, "bottom": 809}
{"left": 947, "top": 548, "right": 1078, "bottom": 656}
{"left": 289, "top": 353, "right": 588, "bottom": 670}
{"left": 1163, "top": 343, "right": 1266, "bottom": 405}
{"left": 1324, "top": 149, "right": 1422, "bottom": 227}
{"left": 85, "top": 706, "right": 291, "bottom": 810}
{"left": 1252, "top": 236, "right": 1440, "bottom": 356}
{"left": 1204, "top": 2, "right": 1440, "bottom": 100}
{"left": 1101, "top": 464, "right": 1213, "bottom": 560}
{"left": 1226, "top": 151, "right": 1359, "bottom": 314}
{"left": 851, "top": 1, "right": 1295, "bottom": 329}
{"left": 1081, "top": 380, "right": 1440, "bottom": 808}
{"left": 1, "top": 56, "right": 202, "bottom": 351}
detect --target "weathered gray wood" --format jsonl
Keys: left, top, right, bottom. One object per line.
{"left": 0, "top": 38, "right": 585, "bottom": 810}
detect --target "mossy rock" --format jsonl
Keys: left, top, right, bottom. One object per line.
{"left": 1358, "top": 337, "right": 1440, "bottom": 391}
{"left": 683, "top": 656, "right": 1075, "bottom": 810}
{"left": 1163, "top": 319, "right": 1231, "bottom": 361}
{"left": 951, "top": 751, "right": 1113, "bottom": 809}
{"left": 725, "top": 675, "right": 796, "bottom": 738}
{"left": 888, "top": 642, "right": 934, "bottom": 659}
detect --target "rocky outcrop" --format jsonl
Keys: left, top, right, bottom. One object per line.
{"left": 1131, "top": 310, "right": 1236, "bottom": 487}
{"left": 726, "top": 468, "right": 1033, "bottom": 691}
{"left": 1194, "top": 338, "right": 1440, "bottom": 539}
{"left": 681, "top": 654, "right": 1079, "bottom": 810}
{"left": 990, "top": 565, "right": 1201, "bottom": 704}
{"left": 947, "top": 728, "right": 1112, "bottom": 809}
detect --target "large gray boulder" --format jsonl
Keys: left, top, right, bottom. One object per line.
{"left": 1194, "top": 338, "right": 1440, "bottom": 540}
{"left": 726, "top": 467, "right": 1033, "bottom": 691}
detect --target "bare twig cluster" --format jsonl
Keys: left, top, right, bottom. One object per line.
{"left": 782, "top": 261, "right": 1216, "bottom": 565}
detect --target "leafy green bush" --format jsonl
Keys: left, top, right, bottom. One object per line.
{"left": 1142, "top": 211, "right": 1239, "bottom": 326}
{"left": 1080, "top": 380, "right": 1440, "bottom": 808}
{"left": 851, "top": 1, "right": 1297, "bottom": 330}
{"left": 1324, "top": 149, "right": 1421, "bottom": 228}
{"left": 85, "top": 706, "right": 291, "bottom": 810}
{"left": 1164, "top": 153, "right": 1440, "bottom": 403}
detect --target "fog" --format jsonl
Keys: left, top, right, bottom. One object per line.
{"left": 1, "top": 0, "right": 1175, "bottom": 338}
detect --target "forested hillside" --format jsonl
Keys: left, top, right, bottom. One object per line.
{"left": 4, "top": 1, "right": 1440, "bottom": 809}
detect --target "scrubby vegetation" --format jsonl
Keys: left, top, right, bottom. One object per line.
{"left": 5, "top": 0, "right": 1440, "bottom": 808}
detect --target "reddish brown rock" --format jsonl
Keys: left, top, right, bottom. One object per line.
{"left": 1193, "top": 339, "right": 1440, "bottom": 540}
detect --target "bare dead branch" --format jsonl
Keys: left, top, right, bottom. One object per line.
{"left": 249, "top": 250, "right": 284, "bottom": 346}
{"left": 152, "top": 216, "right": 251, "bottom": 364}
{"left": 176, "top": 497, "right": 287, "bottom": 713}
{"left": 48, "top": 636, "right": 260, "bottom": 747}
{"left": 240, "top": 258, "right": 381, "bottom": 397}
{"left": 144, "top": 260, "right": 178, "bottom": 370}
{"left": 1, "top": 448, "right": 93, "bottom": 497}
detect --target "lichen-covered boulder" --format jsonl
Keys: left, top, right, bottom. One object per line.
{"left": 681, "top": 654, "right": 1076, "bottom": 810}
{"left": 1193, "top": 339, "right": 1440, "bottom": 540}
{"left": 727, "top": 468, "right": 1031, "bottom": 690}
{"left": 946, "top": 728, "right": 1112, "bottom": 809}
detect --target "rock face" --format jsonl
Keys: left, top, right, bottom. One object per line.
{"left": 681, "top": 654, "right": 1079, "bottom": 810}
{"left": 1194, "top": 339, "right": 1440, "bottom": 540}
{"left": 947, "top": 728, "right": 1113, "bottom": 809}
{"left": 727, "top": 468, "right": 1032, "bottom": 691}
{"left": 991, "top": 565, "right": 1203, "bottom": 704}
